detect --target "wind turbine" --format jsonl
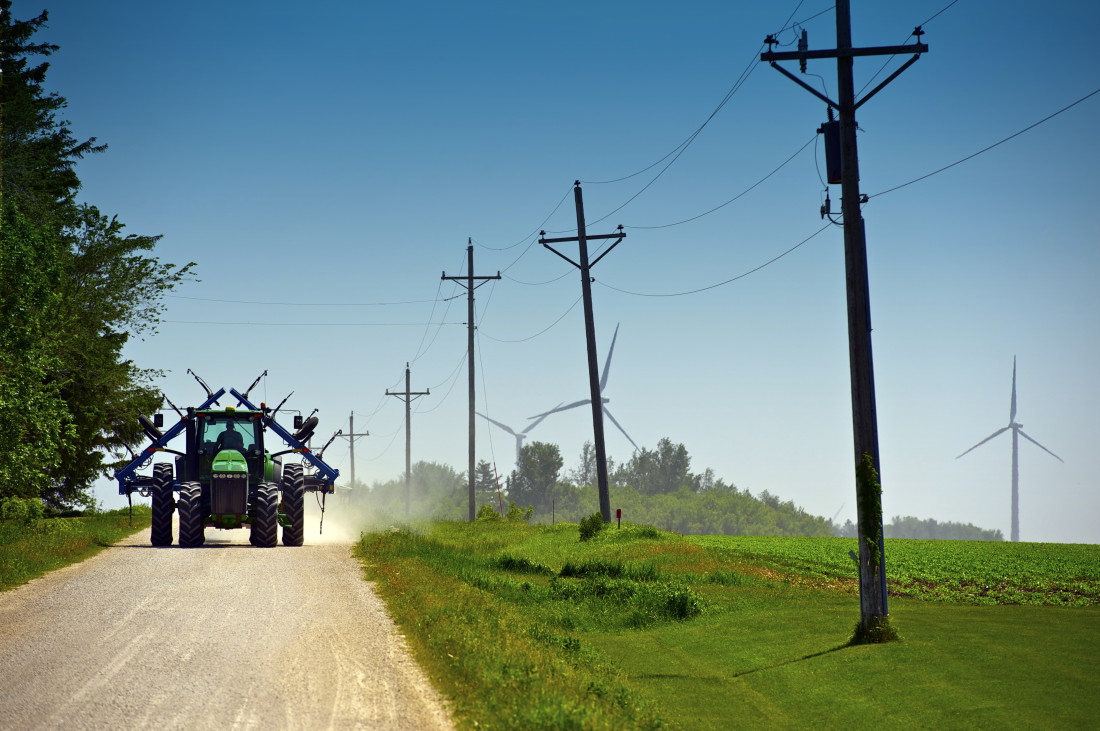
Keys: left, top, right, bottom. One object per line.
{"left": 476, "top": 405, "right": 561, "bottom": 465}
{"left": 956, "top": 357, "right": 1063, "bottom": 542}
{"left": 528, "top": 323, "right": 639, "bottom": 451}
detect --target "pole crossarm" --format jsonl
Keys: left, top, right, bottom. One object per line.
{"left": 761, "top": 42, "right": 927, "bottom": 62}
{"left": 540, "top": 228, "right": 625, "bottom": 270}
{"left": 762, "top": 40, "right": 927, "bottom": 112}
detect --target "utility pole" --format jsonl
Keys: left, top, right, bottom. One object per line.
{"left": 760, "top": 1, "right": 927, "bottom": 630}
{"left": 386, "top": 364, "right": 429, "bottom": 516}
{"left": 539, "top": 182, "right": 625, "bottom": 523}
{"left": 443, "top": 239, "right": 501, "bottom": 522}
{"left": 333, "top": 411, "right": 370, "bottom": 495}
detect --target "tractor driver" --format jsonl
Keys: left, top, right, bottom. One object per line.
{"left": 215, "top": 421, "right": 245, "bottom": 454}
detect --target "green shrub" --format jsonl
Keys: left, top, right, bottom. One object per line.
{"left": 476, "top": 503, "right": 502, "bottom": 522}
{"left": 578, "top": 512, "right": 606, "bottom": 542}
{"left": 505, "top": 501, "right": 534, "bottom": 523}
{"left": 1, "top": 496, "right": 42, "bottom": 524}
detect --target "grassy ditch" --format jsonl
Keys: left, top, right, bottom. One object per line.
{"left": 0, "top": 507, "right": 151, "bottom": 591}
{"left": 356, "top": 521, "right": 1100, "bottom": 730}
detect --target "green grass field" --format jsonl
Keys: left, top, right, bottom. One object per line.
{"left": 0, "top": 507, "right": 151, "bottom": 591}
{"left": 355, "top": 521, "right": 1100, "bottom": 730}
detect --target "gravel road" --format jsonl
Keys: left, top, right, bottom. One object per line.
{"left": 0, "top": 519, "right": 453, "bottom": 731}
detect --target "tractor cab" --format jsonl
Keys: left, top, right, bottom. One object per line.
{"left": 196, "top": 407, "right": 268, "bottom": 485}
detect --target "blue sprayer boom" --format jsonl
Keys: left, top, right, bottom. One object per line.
{"left": 113, "top": 372, "right": 340, "bottom": 547}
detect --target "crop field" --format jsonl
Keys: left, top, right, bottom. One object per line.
{"left": 356, "top": 521, "right": 1100, "bottom": 730}
{"left": 687, "top": 534, "right": 1100, "bottom": 606}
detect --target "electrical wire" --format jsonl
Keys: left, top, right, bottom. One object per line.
{"left": 579, "top": 50, "right": 762, "bottom": 227}
{"left": 162, "top": 320, "right": 465, "bottom": 326}
{"left": 856, "top": 0, "right": 961, "bottom": 99}
{"left": 475, "top": 326, "right": 499, "bottom": 475}
{"left": 476, "top": 279, "right": 497, "bottom": 327}
{"left": 918, "top": 0, "right": 961, "bottom": 27}
{"left": 773, "top": 5, "right": 835, "bottom": 37}
{"left": 410, "top": 249, "right": 465, "bottom": 363}
{"left": 573, "top": 0, "right": 811, "bottom": 195}
{"left": 472, "top": 185, "right": 575, "bottom": 251}
{"left": 363, "top": 422, "right": 403, "bottom": 462}
{"left": 868, "top": 86, "right": 1100, "bottom": 199}
{"left": 624, "top": 135, "right": 816, "bottom": 230}
{"left": 412, "top": 351, "right": 466, "bottom": 415}
{"left": 478, "top": 295, "right": 583, "bottom": 343}
{"left": 426, "top": 348, "right": 469, "bottom": 391}
{"left": 167, "top": 295, "right": 444, "bottom": 306}
{"left": 503, "top": 269, "right": 574, "bottom": 286}
{"left": 595, "top": 223, "right": 831, "bottom": 298}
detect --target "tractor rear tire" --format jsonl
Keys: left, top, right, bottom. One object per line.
{"left": 250, "top": 482, "right": 279, "bottom": 548}
{"left": 150, "top": 463, "right": 175, "bottom": 547}
{"left": 281, "top": 463, "right": 305, "bottom": 547}
{"left": 177, "top": 481, "right": 205, "bottom": 547}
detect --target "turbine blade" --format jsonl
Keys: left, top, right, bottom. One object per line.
{"left": 476, "top": 411, "right": 517, "bottom": 437}
{"left": 1017, "top": 429, "right": 1064, "bottom": 463}
{"left": 956, "top": 426, "right": 1011, "bottom": 459}
{"left": 1010, "top": 356, "right": 1018, "bottom": 423}
{"left": 523, "top": 402, "right": 564, "bottom": 433}
{"left": 599, "top": 323, "right": 620, "bottom": 393}
{"left": 603, "top": 407, "right": 639, "bottom": 452}
{"left": 528, "top": 399, "right": 590, "bottom": 420}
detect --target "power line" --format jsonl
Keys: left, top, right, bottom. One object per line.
{"left": 595, "top": 223, "right": 831, "bottom": 298}
{"left": 857, "top": 1, "right": 962, "bottom": 98}
{"left": 579, "top": 49, "right": 762, "bottom": 226}
{"left": 624, "top": 135, "right": 816, "bottom": 230}
{"left": 869, "top": 86, "right": 1100, "bottom": 199}
{"left": 573, "top": 0, "right": 812, "bottom": 197}
{"left": 410, "top": 249, "right": 466, "bottom": 363}
{"left": 413, "top": 353, "right": 466, "bottom": 414}
{"left": 162, "top": 320, "right": 465, "bottom": 326}
{"left": 425, "top": 348, "right": 469, "bottom": 391}
{"left": 472, "top": 185, "right": 575, "bottom": 251}
{"left": 167, "top": 294, "right": 443, "bottom": 307}
{"left": 478, "top": 295, "right": 583, "bottom": 343}
{"left": 774, "top": 5, "right": 836, "bottom": 38}
{"left": 502, "top": 269, "right": 574, "bottom": 287}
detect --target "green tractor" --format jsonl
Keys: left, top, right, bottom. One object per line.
{"left": 117, "top": 375, "right": 337, "bottom": 548}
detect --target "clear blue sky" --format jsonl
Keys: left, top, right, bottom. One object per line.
{"left": 32, "top": 1, "right": 1099, "bottom": 542}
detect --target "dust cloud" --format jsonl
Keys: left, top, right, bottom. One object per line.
{"left": 301, "top": 493, "right": 391, "bottom": 545}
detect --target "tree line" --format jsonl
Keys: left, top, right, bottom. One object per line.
{"left": 1, "top": 3, "right": 193, "bottom": 508}
{"left": 833, "top": 515, "right": 1004, "bottom": 541}
{"left": 357, "top": 438, "right": 833, "bottom": 537}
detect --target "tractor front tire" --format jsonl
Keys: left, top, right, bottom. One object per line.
{"left": 281, "top": 463, "right": 305, "bottom": 547}
{"left": 250, "top": 482, "right": 279, "bottom": 548}
{"left": 150, "top": 463, "right": 175, "bottom": 546}
{"left": 177, "top": 481, "right": 205, "bottom": 547}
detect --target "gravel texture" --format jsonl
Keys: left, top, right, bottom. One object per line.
{"left": 0, "top": 519, "right": 454, "bottom": 730}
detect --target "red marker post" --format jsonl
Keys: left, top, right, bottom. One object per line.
{"left": 616, "top": 508, "right": 621, "bottom": 528}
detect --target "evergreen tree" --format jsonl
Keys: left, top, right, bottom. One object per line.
{"left": 474, "top": 459, "right": 500, "bottom": 511}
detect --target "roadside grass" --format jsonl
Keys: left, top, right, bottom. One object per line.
{"left": 357, "top": 521, "right": 1100, "bottom": 730}
{"left": 0, "top": 507, "right": 151, "bottom": 591}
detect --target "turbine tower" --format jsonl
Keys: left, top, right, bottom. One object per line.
{"left": 476, "top": 405, "right": 561, "bottom": 466}
{"left": 956, "top": 357, "right": 1063, "bottom": 541}
{"left": 528, "top": 323, "right": 639, "bottom": 452}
